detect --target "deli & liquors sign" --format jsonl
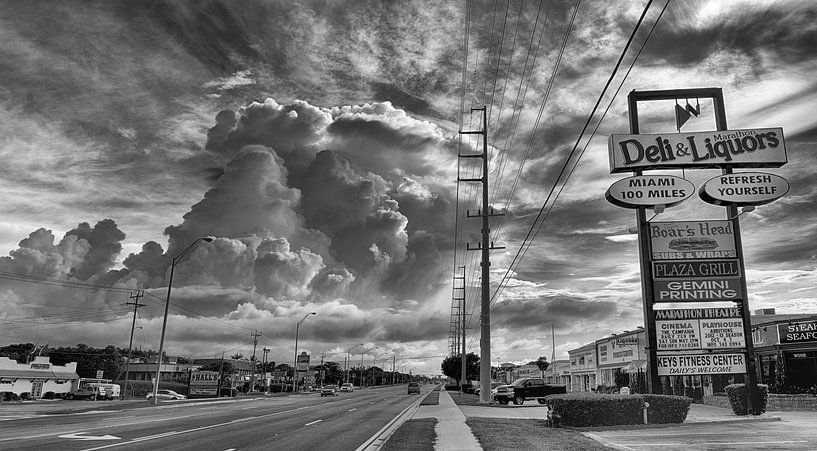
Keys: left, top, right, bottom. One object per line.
{"left": 609, "top": 128, "right": 787, "bottom": 173}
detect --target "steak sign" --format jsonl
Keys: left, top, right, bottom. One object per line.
{"left": 608, "top": 128, "right": 787, "bottom": 173}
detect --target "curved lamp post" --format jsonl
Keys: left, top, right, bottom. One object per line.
{"left": 346, "top": 344, "right": 362, "bottom": 384}
{"left": 152, "top": 236, "right": 213, "bottom": 405}
{"left": 292, "top": 312, "right": 316, "bottom": 393}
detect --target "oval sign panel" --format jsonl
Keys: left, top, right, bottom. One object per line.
{"left": 605, "top": 175, "right": 695, "bottom": 209}
{"left": 699, "top": 172, "right": 789, "bottom": 206}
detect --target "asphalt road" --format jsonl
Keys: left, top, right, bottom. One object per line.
{"left": 0, "top": 385, "right": 425, "bottom": 451}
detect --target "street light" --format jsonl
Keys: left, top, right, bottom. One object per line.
{"left": 360, "top": 346, "right": 378, "bottom": 388}
{"left": 152, "top": 236, "right": 213, "bottom": 405}
{"left": 346, "top": 344, "right": 362, "bottom": 384}
{"left": 292, "top": 312, "right": 316, "bottom": 393}
{"left": 373, "top": 351, "right": 388, "bottom": 386}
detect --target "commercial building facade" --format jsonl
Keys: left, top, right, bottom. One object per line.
{"left": 0, "top": 356, "right": 79, "bottom": 398}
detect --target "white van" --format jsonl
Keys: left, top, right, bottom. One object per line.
{"left": 68, "top": 383, "right": 120, "bottom": 400}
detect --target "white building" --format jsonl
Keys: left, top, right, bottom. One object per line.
{"left": 0, "top": 356, "right": 79, "bottom": 399}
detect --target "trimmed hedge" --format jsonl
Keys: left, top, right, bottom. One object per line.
{"left": 546, "top": 393, "right": 690, "bottom": 427}
{"left": 724, "top": 383, "right": 768, "bottom": 415}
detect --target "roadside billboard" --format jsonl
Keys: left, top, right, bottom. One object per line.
{"left": 189, "top": 371, "right": 220, "bottom": 397}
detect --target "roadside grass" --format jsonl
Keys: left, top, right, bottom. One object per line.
{"left": 448, "top": 391, "right": 541, "bottom": 408}
{"left": 467, "top": 418, "right": 613, "bottom": 450}
{"left": 420, "top": 390, "right": 439, "bottom": 405}
{"left": 381, "top": 418, "right": 437, "bottom": 451}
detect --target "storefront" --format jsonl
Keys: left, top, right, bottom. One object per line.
{"left": 542, "top": 360, "right": 571, "bottom": 386}
{"left": 0, "top": 356, "right": 79, "bottom": 399}
{"left": 596, "top": 329, "right": 646, "bottom": 388}
{"left": 568, "top": 343, "right": 596, "bottom": 392}
{"left": 752, "top": 314, "right": 817, "bottom": 390}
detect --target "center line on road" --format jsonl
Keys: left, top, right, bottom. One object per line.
{"left": 304, "top": 420, "right": 322, "bottom": 426}
{"left": 347, "top": 408, "right": 357, "bottom": 412}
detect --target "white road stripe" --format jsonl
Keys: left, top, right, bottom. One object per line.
{"left": 304, "top": 420, "right": 322, "bottom": 426}
{"left": 347, "top": 408, "right": 357, "bottom": 412}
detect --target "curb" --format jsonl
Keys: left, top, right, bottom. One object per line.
{"left": 356, "top": 391, "right": 430, "bottom": 450}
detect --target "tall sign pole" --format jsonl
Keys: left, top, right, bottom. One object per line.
{"left": 459, "top": 107, "right": 504, "bottom": 403}
{"left": 612, "top": 87, "right": 786, "bottom": 414}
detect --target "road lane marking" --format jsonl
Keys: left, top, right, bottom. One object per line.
{"left": 80, "top": 404, "right": 321, "bottom": 451}
{"left": 348, "top": 408, "right": 357, "bottom": 412}
{"left": 304, "top": 420, "right": 322, "bottom": 426}
{"left": 58, "top": 433, "right": 121, "bottom": 441}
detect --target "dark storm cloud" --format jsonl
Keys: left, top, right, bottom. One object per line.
{"left": 643, "top": 2, "right": 817, "bottom": 70}
{"left": 122, "top": 241, "right": 171, "bottom": 280}
{"left": 385, "top": 231, "right": 448, "bottom": 299}
{"left": 65, "top": 219, "right": 125, "bottom": 280}
{"left": 493, "top": 296, "right": 621, "bottom": 330}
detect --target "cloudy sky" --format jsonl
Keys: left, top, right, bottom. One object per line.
{"left": 1, "top": 0, "right": 816, "bottom": 375}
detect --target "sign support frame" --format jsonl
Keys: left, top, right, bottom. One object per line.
{"left": 626, "top": 88, "right": 761, "bottom": 414}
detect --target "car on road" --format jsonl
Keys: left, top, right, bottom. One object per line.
{"left": 320, "top": 386, "right": 338, "bottom": 397}
{"left": 145, "top": 389, "right": 187, "bottom": 401}
{"left": 473, "top": 381, "right": 502, "bottom": 396}
{"left": 407, "top": 382, "right": 420, "bottom": 394}
{"left": 340, "top": 383, "right": 354, "bottom": 392}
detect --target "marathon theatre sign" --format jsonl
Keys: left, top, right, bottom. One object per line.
{"left": 655, "top": 307, "right": 745, "bottom": 351}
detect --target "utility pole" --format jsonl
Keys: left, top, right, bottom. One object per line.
{"left": 249, "top": 330, "right": 261, "bottom": 393}
{"left": 123, "top": 291, "right": 145, "bottom": 399}
{"left": 459, "top": 106, "right": 504, "bottom": 404}
{"left": 319, "top": 352, "right": 325, "bottom": 387}
{"left": 392, "top": 355, "right": 396, "bottom": 385}
{"left": 262, "top": 347, "right": 270, "bottom": 393}
{"left": 453, "top": 265, "right": 467, "bottom": 391}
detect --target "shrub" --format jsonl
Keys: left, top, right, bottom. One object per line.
{"left": 269, "top": 383, "right": 291, "bottom": 393}
{"left": 642, "top": 394, "right": 691, "bottom": 423}
{"left": 19, "top": 392, "right": 31, "bottom": 400}
{"left": 546, "top": 393, "right": 690, "bottom": 427}
{"left": 444, "top": 383, "right": 458, "bottom": 391}
{"left": 547, "top": 393, "right": 642, "bottom": 427}
{"left": 725, "top": 383, "right": 768, "bottom": 415}
{"left": 118, "top": 380, "right": 190, "bottom": 398}
{"left": 0, "top": 391, "right": 15, "bottom": 401}
{"left": 43, "top": 391, "right": 55, "bottom": 400}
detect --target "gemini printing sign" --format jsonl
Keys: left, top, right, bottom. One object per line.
{"left": 608, "top": 128, "right": 787, "bottom": 173}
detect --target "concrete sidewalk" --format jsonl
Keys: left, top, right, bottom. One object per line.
{"left": 411, "top": 389, "right": 482, "bottom": 450}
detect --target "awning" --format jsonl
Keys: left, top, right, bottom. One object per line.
{"left": 623, "top": 359, "right": 647, "bottom": 373}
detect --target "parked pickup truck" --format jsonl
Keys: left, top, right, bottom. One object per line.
{"left": 493, "top": 377, "right": 566, "bottom": 405}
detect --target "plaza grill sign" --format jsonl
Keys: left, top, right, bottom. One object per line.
{"left": 699, "top": 172, "right": 789, "bottom": 206}
{"left": 609, "top": 128, "right": 787, "bottom": 173}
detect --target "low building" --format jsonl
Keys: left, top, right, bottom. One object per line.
{"left": 595, "top": 328, "right": 646, "bottom": 388}
{"left": 0, "top": 356, "right": 79, "bottom": 398}
{"left": 568, "top": 343, "right": 597, "bottom": 392}
{"left": 123, "top": 356, "right": 199, "bottom": 384}
{"left": 542, "top": 359, "right": 571, "bottom": 386}
{"left": 751, "top": 310, "right": 817, "bottom": 390}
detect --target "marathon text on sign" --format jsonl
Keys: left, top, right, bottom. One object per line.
{"left": 650, "top": 221, "right": 736, "bottom": 260}
{"left": 654, "top": 278, "right": 743, "bottom": 302}
{"left": 657, "top": 353, "right": 746, "bottom": 376}
{"left": 608, "top": 128, "right": 787, "bottom": 173}
{"left": 652, "top": 259, "right": 740, "bottom": 279}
